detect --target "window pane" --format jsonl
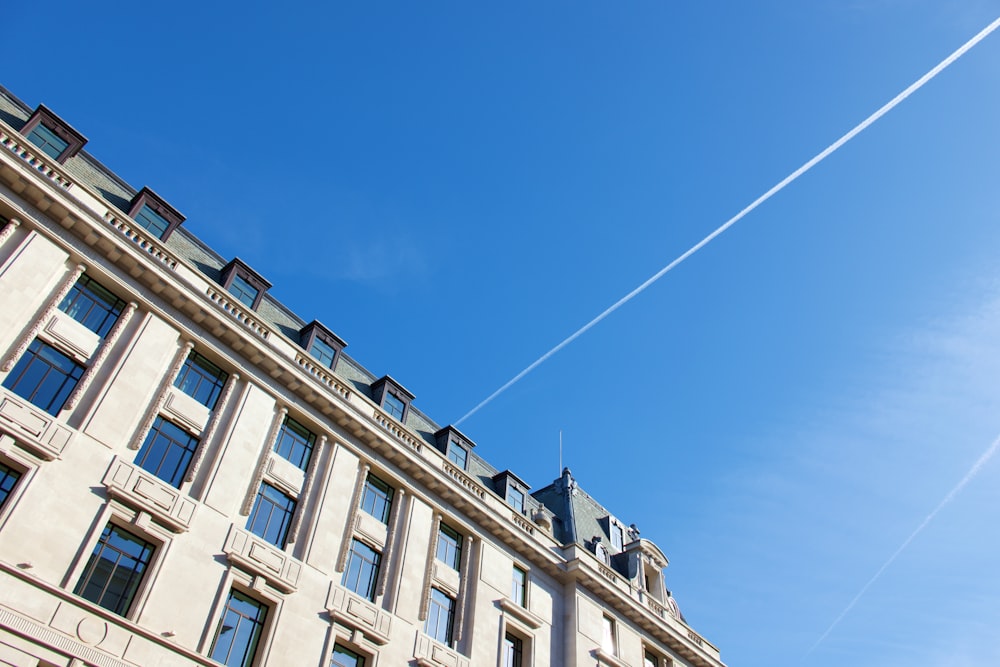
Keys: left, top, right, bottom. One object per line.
{"left": 436, "top": 524, "right": 461, "bottom": 570}
{"left": 503, "top": 633, "right": 523, "bottom": 667}
{"left": 0, "top": 462, "right": 22, "bottom": 510}
{"left": 26, "top": 123, "right": 69, "bottom": 159}
{"left": 228, "top": 274, "right": 260, "bottom": 309}
{"left": 447, "top": 442, "right": 467, "bottom": 470}
{"left": 134, "top": 417, "right": 198, "bottom": 488}
{"left": 602, "top": 616, "right": 617, "bottom": 655}
{"left": 2, "top": 339, "right": 84, "bottom": 415}
{"left": 382, "top": 392, "right": 405, "bottom": 420}
{"left": 342, "top": 539, "right": 381, "bottom": 602}
{"left": 210, "top": 590, "right": 268, "bottom": 667}
{"left": 425, "top": 588, "right": 454, "bottom": 646}
{"left": 74, "top": 524, "right": 154, "bottom": 616}
{"left": 511, "top": 566, "right": 527, "bottom": 606}
{"left": 58, "top": 274, "right": 126, "bottom": 337}
{"left": 331, "top": 644, "right": 365, "bottom": 667}
{"left": 506, "top": 485, "right": 525, "bottom": 512}
{"left": 247, "top": 483, "right": 295, "bottom": 548}
{"left": 273, "top": 417, "right": 315, "bottom": 470}
{"left": 359, "top": 473, "right": 393, "bottom": 524}
{"left": 134, "top": 204, "right": 169, "bottom": 239}
{"left": 309, "top": 336, "right": 337, "bottom": 368}
{"left": 174, "top": 352, "right": 227, "bottom": 408}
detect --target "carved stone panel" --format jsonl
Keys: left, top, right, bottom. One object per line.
{"left": 102, "top": 456, "right": 196, "bottom": 532}
{"left": 223, "top": 525, "right": 302, "bottom": 593}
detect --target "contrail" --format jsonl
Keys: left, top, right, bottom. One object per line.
{"left": 454, "top": 16, "right": 1000, "bottom": 427}
{"left": 809, "top": 433, "right": 1000, "bottom": 652}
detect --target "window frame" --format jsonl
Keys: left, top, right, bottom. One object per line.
{"left": 601, "top": 615, "right": 618, "bottom": 657}
{"left": 2, "top": 338, "right": 85, "bottom": 416}
{"left": 20, "top": 105, "right": 87, "bottom": 164}
{"left": 436, "top": 523, "right": 462, "bottom": 571}
{"left": 246, "top": 482, "right": 296, "bottom": 549}
{"left": 447, "top": 440, "right": 468, "bottom": 470}
{"left": 126, "top": 187, "right": 185, "bottom": 241}
{"left": 502, "top": 631, "right": 524, "bottom": 667}
{"left": 174, "top": 351, "right": 228, "bottom": 409}
{"left": 331, "top": 643, "right": 367, "bottom": 667}
{"left": 299, "top": 320, "right": 346, "bottom": 370}
{"left": 371, "top": 376, "right": 414, "bottom": 424}
{"left": 208, "top": 588, "right": 270, "bottom": 667}
{"left": 220, "top": 258, "right": 271, "bottom": 311}
{"left": 272, "top": 415, "right": 316, "bottom": 471}
{"left": 58, "top": 273, "right": 127, "bottom": 337}
{"left": 341, "top": 538, "right": 382, "bottom": 602}
{"left": 643, "top": 647, "right": 672, "bottom": 667}
{"left": 425, "top": 587, "right": 455, "bottom": 647}
{"left": 359, "top": 472, "right": 394, "bottom": 524}
{"left": 134, "top": 416, "right": 199, "bottom": 488}
{"left": 0, "top": 443, "right": 33, "bottom": 528}
{"left": 511, "top": 565, "right": 528, "bottom": 608}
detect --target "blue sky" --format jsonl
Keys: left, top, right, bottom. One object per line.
{"left": 6, "top": 2, "right": 1000, "bottom": 665}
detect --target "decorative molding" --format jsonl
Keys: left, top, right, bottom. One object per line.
{"left": 453, "top": 535, "right": 474, "bottom": 643}
{"left": 499, "top": 597, "right": 544, "bottom": 630}
{"left": 223, "top": 525, "right": 302, "bottom": 593}
{"left": 419, "top": 513, "right": 442, "bottom": 622}
{"left": 64, "top": 302, "right": 137, "bottom": 410}
{"left": 288, "top": 433, "right": 325, "bottom": 544}
{"left": 103, "top": 456, "right": 196, "bottom": 532}
{"left": 241, "top": 405, "right": 287, "bottom": 516}
{"left": 130, "top": 341, "right": 193, "bottom": 450}
{"left": 376, "top": 488, "right": 405, "bottom": 597}
{"left": 186, "top": 373, "right": 239, "bottom": 483}
{"left": 0, "top": 216, "right": 20, "bottom": 247}
{"left": 2, "top": 263, "right": 85, "bottom": 372}
{"left": 336, "top": 461, "right": 369, "bottom": 572}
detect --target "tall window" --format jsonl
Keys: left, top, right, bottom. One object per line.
{"left": 228, "top": 274, "right": 260, "bottom": 309}
{"left": 0, "top": 462, "right": 22, "bottom": 510}
{"left": 133, "top": 204, "right": 171, "bottom": 239}
{"left": 360, "top": 473, "right": 393, "bottom": 524}
{"left": 382, "top": 392, "right": 405, "bottom": 421}
{"left": 247, "top": 483, "right": 295, "bottom": 548}
{"left": 506, "top": 485, "right": 525, "bottom": 512}
{"left": 503, "top": 632, "right": 523, "bottom": 667}
{"left": 26, "top": 123, "right": 69, "bottom": 160}
{"left": 611, "top": 523, "right": 624, "bottom": 552}
{"left": 644, "top": 649, "right": 669, "bottom": 667}
{"left": 425, "top": 588, "right": 455, "bottom": 647}
{"left": 135, "top": 417, "right": 199, "bottom": 488}
{"left": 511, "top": 565, "right": 527, "bottom": 607}
{"left": 58, "top": 274, "right": 126, "bottom": 337}
{"left": 602, "top": 616, "right": 618, "bottom": 656}
{"left": 342, "top": 539, "right": 381, "bottom": 602}
{"left": 174, "top": 351, "right": 227, "bottom": 409}
{"left": 210, "top": 589, "right": 268, "bottom": 667}
{"left": 74, "top": 523, "right": 154, "bottom": 617}
{"left": 436, "top": 523, "right": 462, "bottom": 571}
{"left": 308, "top": 336, "right": 337, "bottom": 369}
{"left": 331, "top": 644, "right": 365, "bottom": 667}
{"left": 273, "top": 416, "right": 315, "bottom": 470}
{"left": 447, "top": 441, "right": 468, "bottom": 470}
{"left": 2, "top": 339, "right": 84, "bottom": 415}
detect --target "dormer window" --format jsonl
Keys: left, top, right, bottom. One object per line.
{"left": 434, "top": 426, "right": 476, "bottom": 472}
{"left": 371, "top": 376, "right": 414, "bottom": 423}
{"left": 220, "top": 258, "right": 271, "bottom": 310}
{"left": 299, "top": 320, "right": 346, "bottom": 370}
{"left": 20, "top": 105, "right": 87, "bottom": 164}
{"left": 126, "top": 187, "right": 185, "bottom": 241}
{"left": 493, "top": 470, "right": 530, "bottom": 513}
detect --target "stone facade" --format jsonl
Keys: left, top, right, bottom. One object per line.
{"left": 0, "top": 84, "right": 726, "bottom": 667}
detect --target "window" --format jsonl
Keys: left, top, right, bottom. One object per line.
{"left": 506, "top": 485, "right": 525, "bottom": 513}
{"left": 220, "top": 258, "right": 270, "bottom": 311}
{"left": 134, "top": 204, "right": 171, "bottom": 239}
{"left": 59, "top": 274, "right": 126, "bottom": 337}
{"left": 309, "top": 336, "right": 337, "bottom": 368}
{"left": 2, "top": 339, "right": 84, "bottom": 415}
{"left": 273, "top": 416, "right": 315, "bottom": 471}
{"left": 511, "top": 566, "right": 527, "bottom": 607}
{"left": 247, "top": 483, "right": 295, "bottom": 548}
{"left": 644, "top": 649, "right": 669, "bottom": 667}
{"left": 0, "top": 462, "right": 22, "bottom": 510}
{"left": 503, "top": 632, "right": 523, "bottom": 667}
{"left": 20, "top": 105, "right": 87, "bottom": 163}
{"left": 174, "top": 351, "right": 227, "bottom": 409}
{"left": 228, "top": 274, "right": 260, "bottom": 309}
{"left": 382, "top": 392, "right": 405, "bottom": 421}
{"left": 425, "top": 588, "right": 455, "bottom": 646}
{"left": 26, "top": 123, "right": 69, "bottom": 160}
{"left": 126, "top": 187, "right": 185, "bottom": 241}
{"left": 210, "top": 589, "right": 268, "bottom": 667}
{"left": 611, "top": 523, "right": 624, "bottom": 552}
{"left": 74, "top": 523, "right": 154, "bottom": 616}
{"left": 601, "top": 616, "right": 617, "bottom": 656}
{"left": 436, "top": 523, "right": 462, "bottom": 571}
{"left": 299, "top": 321, "right": 346, "bottom": 370}
{"left": 447, "top": 441, "right": 468, "bottom": 470}
{"left": 134, "top": 417, "right": 199, "bottom": 488}
{"left": 360, "top": 473, "right": 393, "bottom": 524}
{"left": 331, "top": 644, "right": 365, "bottom": 667}
{"left": 342, "top": 539, "right": 381, "bottom": 602}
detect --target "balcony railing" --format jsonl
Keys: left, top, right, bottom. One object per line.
{"left": 0, "top": 127, "right": 73, "bottom": 189}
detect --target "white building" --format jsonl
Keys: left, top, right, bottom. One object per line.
{"left": 0, "top": 85, "right": 726, "bottom": 667}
